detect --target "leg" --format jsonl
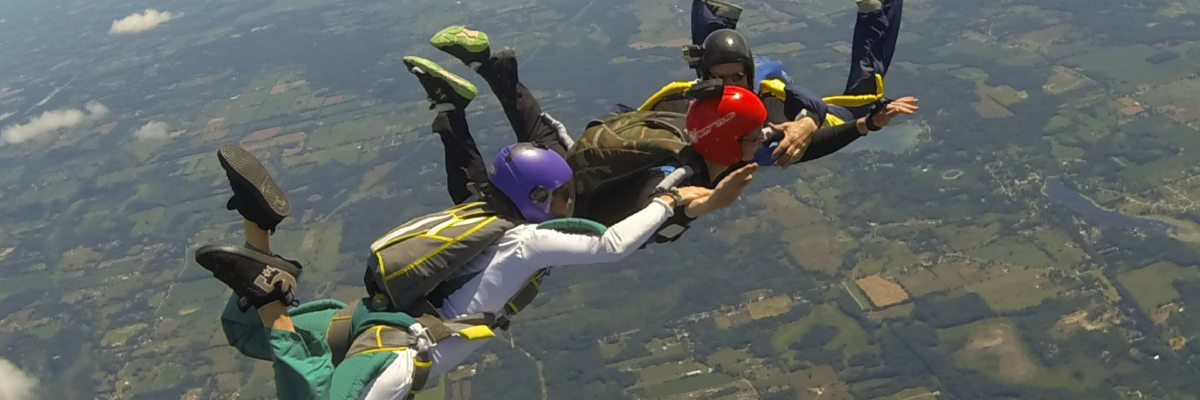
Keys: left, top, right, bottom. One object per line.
{"left": 431, "top": 27, "right": 566, "bottom": 156}
{"left": 844, "top": 0, "right": 904, "bottom": 95}
{"left": 402, "top": 56, "right": 488, "bottom": 205}
{"left": 197, "top": 245, "right": 336, "bottom": 399}
{"left": 215, "top": 144, "right": 335, "bottom": 352}
{"left": 431, "top": 111, "right": 489, "bottom": 204}
{"left": 691, "top": 0, "right": 742, "bottom": 45}
{"left": 477, "top": 50, "right": 566, "bottom": 156}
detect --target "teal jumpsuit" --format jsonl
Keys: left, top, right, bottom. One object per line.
{"left": 220, "top": 295, "right": 414, "bottom": 399}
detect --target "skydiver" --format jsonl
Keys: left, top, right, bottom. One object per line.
{"left": 193, "top": 27, "right": 756, "bottom": 400}
{"left": 650, "top": 0, "right": 920, "bottom": 167}
{"left": 431, "top": 26, "right": 774, "bottom": 245}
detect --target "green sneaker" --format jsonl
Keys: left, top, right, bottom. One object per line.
{"left": 430, "top": 26, "right": 491, "bottom": 67}
{"left": 856, "top": 0, "right": 882, "bottom": 12}
{"left": 403, "top": 56, "right": 477, "bottom": 110}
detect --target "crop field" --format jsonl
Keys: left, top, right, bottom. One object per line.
{"left": 963, "top": 268, "right": 1069, "bottom": 312}
{"left": 855, "top": 275, "right": 910, "bottom": 308}
{"left": 1043, "top": 66, "right": 1093, "bottom": 94}
{"left": 785, "top": 223, "right": 855, "bottom": 274}
{"left": 771, "top": 304, "right": 873, "bottom": 357}
{"left": 747, "top": 295, "right": 794, "bottom": 319}
{"left": 1117, "top": 261, "right": 1200, "bottom": 312}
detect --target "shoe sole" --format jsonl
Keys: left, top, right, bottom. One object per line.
{"left": 195, "top": 244, "right": 302, "bottom": 277}
{"left": 430, "top": 26, "right": 490, "bottom": 53}
{"left": 401, "top": 56, "right": 478, "bottom": 101}
{"left": 701, "top": 0, "right": 743, "bottom": 19}
{"left": 218, "top": 144, "right": 291, "bottom": 219}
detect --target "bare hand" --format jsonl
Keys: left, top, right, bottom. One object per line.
{"left": 709, "top": 163, "right": 757, "bottom": 209}
{"left": 869, "top": 96, "right": 919, "bottom": 128}
{"left": 768, "top": 119, "right": 817, "bottom": 168}
{"left": 683, "top": 163, "right": 758, "bottom": 218}
{"left": 676, "top": 186, "right": 712, "bottom": 205}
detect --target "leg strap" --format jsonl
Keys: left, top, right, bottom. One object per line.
{"left": 326, "top": 299, "right": 360, "bottom": 366}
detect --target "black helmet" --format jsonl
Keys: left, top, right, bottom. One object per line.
{"left": 699, "top": 29, "right": 754, "bottom": 88}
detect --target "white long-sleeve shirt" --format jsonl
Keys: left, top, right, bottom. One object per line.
{"left": 359, "top": 198, "right": 674, "bottom": 399}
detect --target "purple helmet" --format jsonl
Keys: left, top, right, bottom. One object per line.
{"left": 489, "top": 143, "right": 574, "bottom": 222}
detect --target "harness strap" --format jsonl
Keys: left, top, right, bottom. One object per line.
{"left": 326, "top": 298, "right": 360, "bottom": 367}
{"left": 414, "top": 314, "right": 455, "bottom": 342}
{"left": 347, "top": 325, "right": 411, "bottom": 357}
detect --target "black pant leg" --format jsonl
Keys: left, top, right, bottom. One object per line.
{"left": 431, "top": 111, "right": 489, "bottom": 205}
{"left": 477, "top": 50, "right": 567, "bottom": 157}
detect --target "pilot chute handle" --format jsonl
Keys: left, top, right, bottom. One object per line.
{"left": 685, "top": 79, "right": 725, "bottom": 102}
{"left": 655, "top": 165, "right": 694, "bottom": 193}
{"left": 763, "top": 126, "right": 784, "bottom": 143}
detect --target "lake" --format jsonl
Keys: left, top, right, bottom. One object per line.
{"left": 1042, "top": 176, "right": 1175, "bottom": 235}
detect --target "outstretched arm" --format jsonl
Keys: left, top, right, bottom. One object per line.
{"left": 796, "top": 96, "right": 919, "bottom": 163}
{"left": 520, "top": 197, "right": 677, "bottom": 269}
{"left": 758, "top": 96, "right": 920, "bottom": 165}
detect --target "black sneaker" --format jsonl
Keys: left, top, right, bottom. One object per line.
{"left": 218, "top": 144, "right": 290, "bottom": 232}
{"left": 403, "top": 56, "right": 477, "bottom": 111}
{"left": 195, "top": 244, "right": 301, "bottom": 310}
{"left": 430, "top": 26, "right": 491, "bottom": 67}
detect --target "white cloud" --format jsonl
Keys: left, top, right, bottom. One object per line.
{"left": 133, "top": 121, "right": 169, "bottom": 140}
{"left": 0, "top": 358, "right": 37, "bottom": 400}
{"left": 110, "top": 9, "right": 173, "bottom": 34}
{"left": 0, "top": 101, "right": 109, "bottom": 145}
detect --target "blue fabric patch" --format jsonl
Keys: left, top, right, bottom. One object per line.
{"left": 754, "top": 56, "right": 793, "bottom": 92}
{"left": 752, "top": 144, "right": 778, "bottom": 166}
{"left": 652, "top": 164, "right": 678, "bottom": 175}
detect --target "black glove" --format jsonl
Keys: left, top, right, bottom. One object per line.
{"left": 864, "top": 98, "right": 893, "bottom": 132}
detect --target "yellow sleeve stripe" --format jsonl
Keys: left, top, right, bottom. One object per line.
{"left": 822, "top": 74, "right": 885, "bottom": 107}
{"left": 758, "top": 79, "right": 788, "bottom": 101}
{"left": 638, "top": 81, "right": 695, "bottom": 111}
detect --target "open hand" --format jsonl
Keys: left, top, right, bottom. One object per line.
{"left": 684, "top": 163, "right": 758, "bottom": 218}
{"left": 869, "top": 96, "right": 919, "bottom": 128}
{"left": 676, "top": 186, "right": 712, "bottom": 205}
{"left": 768, "top": 119, "right": 817, "bottom": 168}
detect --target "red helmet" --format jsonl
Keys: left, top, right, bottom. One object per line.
{"left": 685, "top": 85, "right": 768, "bottom": 166}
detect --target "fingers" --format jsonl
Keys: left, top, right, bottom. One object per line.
{"left": 729, "top": 163, "right": 758, "bottom": 183}
{"left": 773, "top": 140, "right": 803, "bottom": 165}
{"left": 777, "top": 140, "right": 810, "bottom": 167}
{"left": 886, "top": 101, "right": 919, "bottom": 116}
{"left": 716, "top": 163, "right": 757, "bottom": 190}
{"left": 775, "top": 148, "right": 798, "bottom": 167}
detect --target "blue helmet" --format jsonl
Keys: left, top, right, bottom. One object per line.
{"left": 489, "top": 143, "right": 574, "bottom": 222}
